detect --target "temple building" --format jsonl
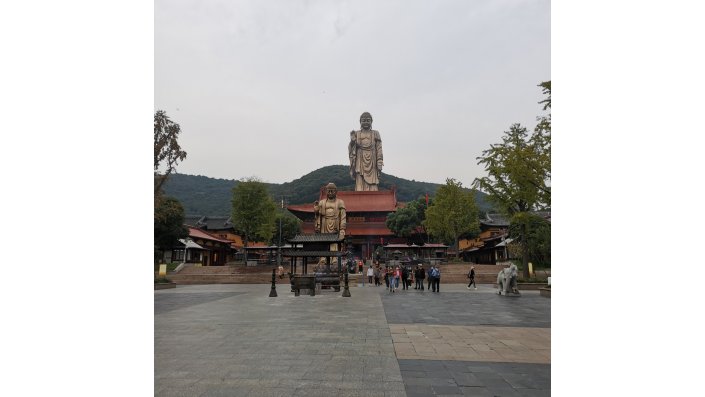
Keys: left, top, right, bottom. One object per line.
{"left": 287, "top": 187, "right": 402, "bottom": 260}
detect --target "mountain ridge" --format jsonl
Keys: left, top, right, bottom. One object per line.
{"left": 162, "top": 165, "right": 492, "bottom": 216}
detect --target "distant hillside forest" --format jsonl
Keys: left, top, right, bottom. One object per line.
{"left": 162, "top": 165, "right": 493, "bottom": 216}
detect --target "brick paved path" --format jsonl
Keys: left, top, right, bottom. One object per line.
{"left": 155, "top": 283, "right": 550, "bottom": 396}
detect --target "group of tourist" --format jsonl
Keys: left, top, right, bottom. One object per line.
{"left": 366, "top": 263, "right": 443, "bottom": 293}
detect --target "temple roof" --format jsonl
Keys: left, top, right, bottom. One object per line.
{"left": 187, "top": 227, "right": 232, "bottom": 244}
{"left": 184, "top": 215, "right": 234, "bottom": 231}
{"left": 288, "top": 233, "right": 343, "bottom": 243}
{"left": 287, "top": 189, "right": 398, "bottom": 213}
{"left": 298, "top": 223, "right": 395, "bottom": 236}
{"left": 384, "top": 243, "right": 449, "bottom": 248}
{"left": 480, "top": 211, "right": 551, "bottom": 227}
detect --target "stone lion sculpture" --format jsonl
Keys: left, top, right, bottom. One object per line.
{"left": 497, "top": 263, "right": 520, "bottom": 295}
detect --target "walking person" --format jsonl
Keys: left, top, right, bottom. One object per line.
{"left": 401, "top": 265, "right": 409, "bottom": 290}
{"left": 407, "top": 266, "right": 414, "bottom": 289}
{"left": 432, "top": 265, "right": 441, "bottom": 292}
{"left": 373, "top": 264, "right": 381, "bottom": 286}
{"left": 367, "top": 265, "right": 374, "bottom": 285}
{"left": 427, "top": 265, "right": 434, "bottom": 291}
{"left": 415, "top": 264, "right": 425, "bottom": 290}
{"left": 384, "top": 267, "right": 390, "bottom": 289}
{"left": 392, "top": 265, "right": 401, "bottom": 293}
{"left": 467, "top": 266, "right": 476, "bottom": 289}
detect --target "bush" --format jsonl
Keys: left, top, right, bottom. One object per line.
{"left": 154, "top": 277, "right": 171, "bottom": 284}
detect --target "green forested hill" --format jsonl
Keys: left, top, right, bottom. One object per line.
{"left": 162, "top": 165, "right": 492, "bottom": 216}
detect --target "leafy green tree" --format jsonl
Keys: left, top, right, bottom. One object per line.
{"left": 424, "top": 179, "right": 480, "bottom": 258}
{"left": 538, "top": 81, "right": 551, "bottom": 111}
{"left": 271, "top": 211, "right": 302, "bottom": 245}
{"left": 473, "top": 81, "right": 551, "bottom": 277}
{"left": 231, "top": 178, "right": 277, "bottom": 247}
{"left": 386, "top": 196, "right": 429, "bottom": 239}
{"left": 154, "top": 110, "right": 187, "bottom": 202}
{"left": 509, "top": 213, "right": 551, "bottom": 268}
{"left": 534, "top": 81, "right": 551, "bottom": 206}
{"left": 154, "top": 196, "right": 188, "bottom": 263}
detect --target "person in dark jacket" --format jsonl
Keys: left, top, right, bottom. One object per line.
{"left": 401, "top": 266, "right": 409, "bottom": 290}
{"left": 427, "top": 266, "right": 433, "bottom": 291}
{"left": 467, "top": 266, "right": 476, "bottom": 289}
{"left": 431, "top": 265, "right": 441, "bottom": 292}
{"left": 415, "top": 264, "right": 425, "bottom": 290}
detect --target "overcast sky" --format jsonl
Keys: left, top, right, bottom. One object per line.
{"left": 7, "top": 2, "right": 705, "bottom": 393}
{"left": 155, "top": 0, "right": 550, "bottom": 188}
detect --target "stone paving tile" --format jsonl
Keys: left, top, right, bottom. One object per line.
{"left": 156, "top": 284, "right": 550, "bottom": 396}
{"left": 245, "top": 388, "right": 295, "bottom": 397}
{"left": 154, "top": 291, "right": 247, "bottom": 314}
{"left": 155, "top": 385, "right": 216, "bottom": 397}
{"left": 390, "top": 324, "right": 550, "bottom": 364}
{"left": 399, "top": 359, "right": 549, "bottom": 397}
{"left": 380, "top": 286, "right": 550, "bottom": 328}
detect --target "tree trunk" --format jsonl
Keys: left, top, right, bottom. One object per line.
{"left": 455, "top": 236, "right": 461, "bottom": 260}
{"left": 244, "top": 236, "right": 248, "bottom": 264}
{"left": 521, "top": 224, "right": 530, "bottom": 279}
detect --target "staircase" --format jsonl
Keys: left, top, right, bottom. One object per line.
{"left": 167, "top": 264, "right": 277, "bottom": 284}
{"left": 434, "top": 263, "right": 508, "bottom": 284}
{"left": 165, "top": 263, "right": 515, "bottom": 285}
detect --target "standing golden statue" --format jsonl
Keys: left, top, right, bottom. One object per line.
{"left": 314, "top": 182, "right": 346, "bottom": 240}
{"left": 348, "top": 112, "right": 384, "bottom": 191}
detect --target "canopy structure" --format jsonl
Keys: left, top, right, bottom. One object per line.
{"left": 495, "top": 238, "right": 514, "bottom": 247}
{"left": 178, "top": 239, "right": 204, "bottom": 250}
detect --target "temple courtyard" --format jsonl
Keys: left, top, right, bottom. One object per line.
{"left": 155, "top": 283, "right": 550, "bottom": 396}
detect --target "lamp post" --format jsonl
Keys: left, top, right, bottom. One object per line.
{"left": 183, "top": 238, "right": 188, "bottom": 267}
{"left": 277, "top": 197, "right": 285, "bottom": 267}
{"left": 269, "top": 267, "right": 277, "bottom": 297}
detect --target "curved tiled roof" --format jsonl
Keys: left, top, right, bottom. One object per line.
{"left": 297, "top": 222, "right": 395, "bottom": 236}
{"left": 289, "top": 233, "right": 342, "bottom": 243}
{"left": 188, "top": 227, "right": 232, "bottom": 243}
{"left": 287, "top": 189, "right": 398, "bottom": 213}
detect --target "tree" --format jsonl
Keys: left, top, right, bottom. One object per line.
{"left": 509, "top": 213, "right": 551, "bottom": 268}
{"left": 538, "top": 81, "right": 551, "bottom": 111}
{"left": 473, "top": 81, "right": 551, "bottom": 277}
{"left": 386, "top": 196, "right": 429, "bottom": 240}
{"left": 424, "top": 179, "right": 480, "bottom": 258}
{"left": 534, "top": 81, "right": 551, "bottom": 206}
{"left": 154, "top": 196, "right": 188, "bottom": 263}
{"left": 154, "top": 110, "right": 187, "bottom": 202}
{"left": 231, "top": 178, "right": 277, "bottom": 248}
{"left": 271, "top": 211, "right": 301, "bottom": 245}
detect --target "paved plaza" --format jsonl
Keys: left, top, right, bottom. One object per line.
{"left": 155, "top": 282, "right": 550, "bottom": 396}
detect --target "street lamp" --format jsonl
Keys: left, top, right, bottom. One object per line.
{"left": 277, "top": 197, "right": 285, "bottom": 266}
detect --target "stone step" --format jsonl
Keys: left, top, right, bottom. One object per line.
{"left": 165, "top": 263, "right": 549, "bottom": 285}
